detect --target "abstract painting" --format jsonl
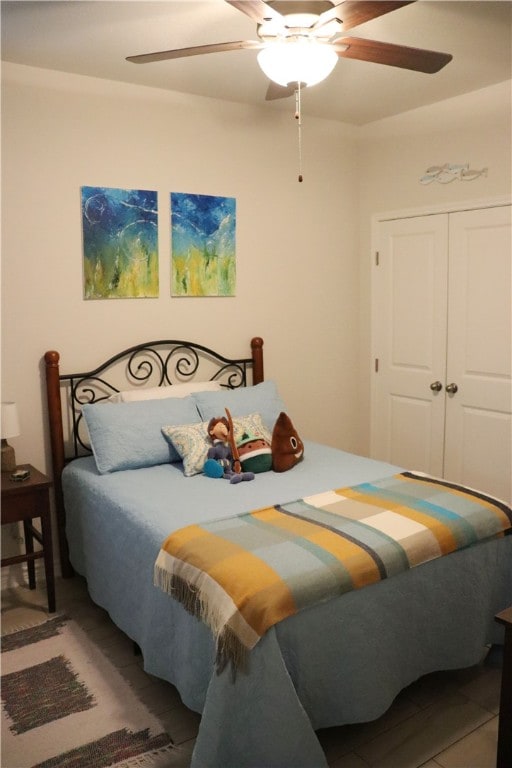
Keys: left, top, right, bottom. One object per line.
{"left": 81, "top": 186, "right": 158, "bottom": 299}
{"left": 171, "top": 192, "right": 236, "bottom": 296}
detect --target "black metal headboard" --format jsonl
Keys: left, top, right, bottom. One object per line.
{"left": 44, "top": 337, "right": 264, "bottom": 575}
{"left": 54, "top": 339, "right": 262, "bottom": 461}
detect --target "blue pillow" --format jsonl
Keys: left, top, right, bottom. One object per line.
{"left": 192, "top": 380, "right": 286, "bottom": 431}
{"left": 82, "top": 397, "right": 200, "bottom": 473}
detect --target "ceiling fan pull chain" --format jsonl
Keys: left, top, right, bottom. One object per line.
{"left": 295, "top": 83, "right": 303, "bottom": 183}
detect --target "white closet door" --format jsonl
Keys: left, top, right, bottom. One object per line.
{"left": 372, "top": 214, "right": 449, "bottom": 474}
{"left": 444, "top": 205, "right": 512, "bottom": 503}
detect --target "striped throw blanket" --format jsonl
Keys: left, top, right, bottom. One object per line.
{"left": 154, "top": 472, "right": 512, "bottom": 671}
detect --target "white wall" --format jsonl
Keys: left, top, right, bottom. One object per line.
{"left": 356, "top": 81, "right": 512, "bottom": 454}
{"left": 2, "top": 64, "right": 510, "bottom": 522}
{"left": 1, "top": 62, "right": 360, "bottom": 488}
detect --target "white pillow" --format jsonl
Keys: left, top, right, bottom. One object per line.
{"left": 109, "top": 381, "right": 222, "bottom": 403}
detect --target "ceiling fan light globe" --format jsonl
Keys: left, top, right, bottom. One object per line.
{"left": 257, "top": 41, "right": 337, "bottom": 87}
{"left": 282, "top": 12, "right": 319, "bottom": 27}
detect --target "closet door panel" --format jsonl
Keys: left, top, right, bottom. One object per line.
{"left": 450, "top": 407, "right": 511, "bottom": 503}
{"left": 444, "top": 205, "right": 511, "bottom": 502}
{"left": 372, "top": 215, "right": 448, "bottom": 474}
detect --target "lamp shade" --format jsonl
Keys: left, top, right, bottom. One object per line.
{"left": 1, "top": 402, "right": 20, "bottom": 439}
{"left": 257, "top": 40, "right": 338, "bottom": 87}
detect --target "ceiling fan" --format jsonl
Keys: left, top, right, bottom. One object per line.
{"left": 126, "top": 0, "right": 453, "bottom": 99}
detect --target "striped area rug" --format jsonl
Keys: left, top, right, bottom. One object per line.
{"left": 1, "top": 616, "right": 174, "bottom": 767}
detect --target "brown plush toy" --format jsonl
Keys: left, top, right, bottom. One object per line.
{"left": 271, "top": 412, "right": 304, "bottom": 472}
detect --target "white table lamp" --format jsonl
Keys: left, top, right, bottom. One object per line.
{"left": 1, "top": 402, "right": 20, "bottom": 472}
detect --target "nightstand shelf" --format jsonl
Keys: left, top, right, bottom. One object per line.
{"left": 1, "top": 464, "right": 55, "bottom": 613}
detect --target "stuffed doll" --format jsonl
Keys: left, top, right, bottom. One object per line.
{"left": 271, "top": 412, "right": 304, "bottom": 472}
{"left": 237, "top": 430, "right": 273, "bottom": 474}
{"left": 204, "top": 415, "right": 254, "bottom": 484}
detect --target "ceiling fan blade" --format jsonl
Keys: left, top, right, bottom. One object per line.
{"left": 126, "top": 40, "right": 263, "bottom": 64}
{"left": 265, "top": 82, "right": 296, "bottom": 100}
{"left": 333, "top": 37, "right": 452, "bottom": 73}
{"left": 314, "top": 1, "right": 414, "bottom": 33}
{"left": 225, "top": 0, "right": 283, "bottom": 24}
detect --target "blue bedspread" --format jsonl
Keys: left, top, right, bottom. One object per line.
{"left": 63, "top": 443, "right": 512, "bottom": 768}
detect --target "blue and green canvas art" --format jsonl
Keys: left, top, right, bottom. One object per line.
{"left": 171, "top": 192, "right": 236, "bottom": 296}
{"left": 81, "top": 186, "right": 158, "bottom": 299}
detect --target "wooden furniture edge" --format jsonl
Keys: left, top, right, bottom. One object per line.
{"left": 251, "top": 336, "right": 264, "bottom": 385}
{"left": 1, "top": 464, "right": 56, "bottom": 611}
{"left": 495, "top": 606, "right": 512, "bottom": 768}
{"left": 44, "top": 350, "right": 73, "bottom": 577}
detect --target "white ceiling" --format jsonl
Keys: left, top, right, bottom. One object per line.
{"left": 1, "top": 1, "right": 511, "bottom": 125}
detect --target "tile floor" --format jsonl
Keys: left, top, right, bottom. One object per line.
{"left": 1, "top": 572, "right": 504, "bottom": 768}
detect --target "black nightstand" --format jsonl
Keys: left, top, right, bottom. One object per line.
{"left": 1, "top": 464, "right": 55, "bottom": 613}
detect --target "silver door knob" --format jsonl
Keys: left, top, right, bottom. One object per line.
{"left": 445, "top": 383, "right": 458, "bottom": 394}
{"left": 430, "top": 381, "right": 443, "bottom": 392}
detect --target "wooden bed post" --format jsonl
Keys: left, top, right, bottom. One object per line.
{"left": 251, "top": 337, "right": 264, "bottom": 385}
{"left": 44, "top": 350, "right": 73, "bottom": 577}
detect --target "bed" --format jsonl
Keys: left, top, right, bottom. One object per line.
{"left": 44, "top": 336, "right": 512, "bottom": 768}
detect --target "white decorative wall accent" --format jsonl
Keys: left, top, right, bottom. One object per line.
{"left": 420, "top": 163, "right": 488, "bottom": 184}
